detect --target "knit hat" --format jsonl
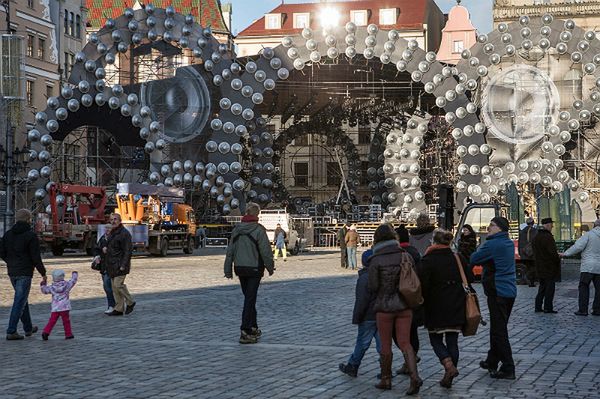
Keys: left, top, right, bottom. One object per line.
{"left": 491, "top": 216, "right": 510, "bottom": 232}
{"left": 395, "top": 225, "right": 410, "bottom": 243}
{"left": 52, "top": 269, "right": 65, "bottom": 282}
{"left": 362, "top": 248, "right": 373, "bottom": 267}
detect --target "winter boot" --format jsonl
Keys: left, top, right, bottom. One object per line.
{"left": 338, "top": 363, "right": 358, "bottom": 377}
{"left": 375, "top": 354, "right": 392, "bottom": 390}
{"left": 440, "top": 357, "right": 459, "bottom": 388}
{"left": 404, "top": 350, "right": 423, "bottom": 395}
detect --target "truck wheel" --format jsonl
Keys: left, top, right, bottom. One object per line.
{"left": 51, "top": 245, "right": 64, "bottom": 256}
{"left": 160, "top": 238, "right": 169, "bottom": 257}
{"left": 183, "top": 237, "right": 194, "bottom": 254}
{"left": 290, "top": 245, "right": 299, "bottom": 256}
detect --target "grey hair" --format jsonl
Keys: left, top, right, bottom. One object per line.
{"left": 15, "top": 209, "right": 32, "bottom": 223}
{"left": 246, "top": 202, "right": 260, "bottom": 217}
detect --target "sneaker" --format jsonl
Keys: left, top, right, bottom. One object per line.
{"left": 339, "top": 363, "right": 358, "bottom": 377}
{"left": 125, "top": 302, "right": 136, "bottom": 315}
{"left": 250, "top": 327, "right": 262, "bottom": 338}
{"left": 25, "top": 326, "right": 38, "bottom": 337}
{"left": 42, "top": 332, "right": 49, "bottom": 341}
{"left": 104, "top": 307, "right": 114, "bottom": 314}
{"left": 239, "top": 331, "right": 258, "bottom": 344}
{"left": 6, "top": 333, "right": 24, "bottom": 340}
{"left": 107, "top": 310, "right": 124, "bottom": 316}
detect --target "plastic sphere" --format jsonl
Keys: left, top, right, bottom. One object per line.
{"left": 55, "top": 108, "right": 68, "bottom": 120}
{"left": 456, "top": 146, "right": 467, "bottom": 157}
{"left": 541, "top": 142, "right": 553, "bottom": 153}
{"left": 456, "top": 181, "right": 467, "bottom": 192}
{"left": 554, "top": 144, "right": 566, "bottom": 155}
{"left": 457, "top": 164, "right": 469, "bottom": 175}
{"left": 205, "top": 141, "right": 218, "bottom": 152}
{"left": 144, "top": 142, "right": 155, "bottom": 153}
{"left": 468, "top": 184, "right": 482, "bottom": 197}
{"left": 480, "top": 144, "right": 492, "bottom": 155}
{"left": 155, "top": 139, "right": 166, "bottom": 150}
{"left": 492, "top": 167, "right": 504, "bottom": 178}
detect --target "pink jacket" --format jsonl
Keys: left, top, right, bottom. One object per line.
{"left": 41, "top": 272, "right": 78, "bottom": 312}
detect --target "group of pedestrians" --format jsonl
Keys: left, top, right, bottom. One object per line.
{"left": 2, "top": 209, "right": 136, "bottom": 341}
{"left": 337, "top": 223, "right": 360, "bottom": 270}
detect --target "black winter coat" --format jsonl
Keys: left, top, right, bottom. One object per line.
{"left": 94, "top": 235, "right": 109, "bottom": 274}
{"left": 352, "top": 266, "right": 377, "bottom": 324}
{"left": 419, "top": 247, "right": 474, "bottom": 329}
{"left": 104, "top": 225, "right": 133, "bottom": 278}
{"left": 0, "top": 221, "right": 46, "bottom": 278}
{"left": 458, "top": 234, "right": 477, "bottom": 261}
{"left": 532, "top": 228, "right": 561, "bottom": 280}
{"left": 368, "top": 241, "right": 409, "bottom": 313}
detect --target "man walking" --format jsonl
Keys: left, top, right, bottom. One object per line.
{"left": 561, "top": 219, "right": 600, "bottom": 316}
{"left": 518, "top": 217, "right": 537, "bottom": 287}
{"left": 532, "top": 218, "right": 560, "bottom": 314}
{"left": 104, "top": 213, "right": 135, "bottom": 316}
{"left": 337, "top": 223, "right": 349, "bottom": 268}
{"left": 224, "top": 203, "right": 274, "bottom": 344}
{"left": 470, "top": 217, "right": 517, "bottom": 380}
{"left": 1, "top": 209, "right": 47, "bottom": 340}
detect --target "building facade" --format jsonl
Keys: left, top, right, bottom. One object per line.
{"left": 437, "top": 2, "right": 477, "bottom": 64}
{"left": 235, "top": 0, "right": 446, "bottom": 57}
{"left": 494, "top": 0, "right": 600, "bottom": 30}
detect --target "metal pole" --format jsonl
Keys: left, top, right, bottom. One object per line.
{"left": 5, "top": 123, "right": 14, "bottom": 230}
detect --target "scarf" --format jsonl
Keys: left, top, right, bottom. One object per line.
{"left": 241, "top": 215, "right": 259, "bottom": 223}
{"left": 425, "top": 244, "right": 450, "bottom": 255}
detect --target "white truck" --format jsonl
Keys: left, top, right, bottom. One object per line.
{"left": 258, "top": 209, "right": 300, "bottom": 255}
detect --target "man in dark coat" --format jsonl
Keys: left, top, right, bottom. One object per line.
{"left": 104, "top": 213, "right": 135, "bottom": 316}
{"left": 337, "top": 223, "right": 349, "bottom": 268}
{"left": 532, "top": 217, "right": 560, "bottom": 313}
{"left": 339, "top": 248, "right": 380, "bottom": 377}
{"left": 518, "top": 217, "right": 537, "bottom": 287}
{"left": 1, "top": 209, "right": 47, "bottom": 340}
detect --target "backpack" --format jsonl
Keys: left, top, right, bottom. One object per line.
{"left": 522, "top": 228, "right": 534, "bottom": 258}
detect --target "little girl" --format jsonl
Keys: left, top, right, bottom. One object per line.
{"left": 41, "top": 269, "right": 78, "bottom": 340}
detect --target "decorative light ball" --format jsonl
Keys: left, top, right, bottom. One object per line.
{"left": 467, "top": 144, "right": 479, "bottom": 156}
{"left": 402, "top": 49, "right": 413, "bottom": 61}
{"left": 155, "top": 139, "right": 166, "bottom": 150}
{"left": 55, "top": 107, "right": 68, "bottom": 120}
{"left": 205, "top": 141, "right": 218, "bottom": 152}
{"left": 242, "top": 109, "right": 254, "bottom": 121}
{"left": 118, "top": 42, "right": 130, "bottom": 53}
{"left": 492, "top": 167, "right": 503, "bottom": 178}
{"left": 160, "top": 165, "right": 171, "bottom": 177}
{"left": 468, "top": 184, "right": 482, "bottom": 197}
{"left": 222, "top": 122, "right": 235, "bottom": 135}
{"left": 96, "top": 42, "right": 107, "bottom": 55}
{"left": 120, "top": 104, "right": 132, "bottom": 117}
{"left": 584, "top": 63, "right": 596, "bottom": 75}
{"left": 568, "top": 119, "right": 580, "bottom": 131}
{"left": 456, "top": 181, "right": 467, "bottom": 192}
{"left": 541, "top": 141, "right": 553, "bottom": 153}
{"left": 139, "top": 127, "right": 150, "bottom": 139}
{"left": 551, "top": 181, "right": 563, "bottom": 192}
{"left": 400, "top": 148, "right": 410, "bottom": 158}
{"left": 264, "top": 79, "right": 276, "bottom": 90}
{"left": 61, "top": 86, "right": 73, "bottom": 99}
{"left": 506, "top": 45, "right": 516, "bottom": 56}
{"left": 218, "top": 142, "right": 231, "bottom": 154}
{"left": 503, "top": 162, "right": 515, "bottom": 173}
{"left": 554, "top": 144, "right": 566, "bottom": 155}
{"left": 445, "top": 112, "right": 456, "bottom": 124}
{"left": 34, "top": 188, "right": 47, "bottom": 201}
{"left": 132, "top": 32, "right": 143, "bottom": 45}
{"left": 403, "top": 195, "right": 413, "bottom": 204}
{"left": 541, "top": 176, "right": 553, "bottom": 187}
{"left": 568, "top": 180, "right": 581, "bottom": 191}
{"left": 556, "top": 42, "right": 568, "bottom": 54}
{"left": 521, "top": 27, "right": 532, "bottom": 39}
{"left": 480, "top": 144, "right": 492, "bottom": 155}
{"left": 230, "top": 103, "right": 242, "bottom": 115}
{"left": 210, "top": 119, "right": 223, "bottom": 131}
{"left": 413, "top": 191, "right": 424, "bottom": 202}
{"left": 571, "top": 52, "right": 583, "bottom": 63}
{"left": 418, "top": 61, "right": 430, "bottom": 73}
{"left": 144, "top": 142, "right": 155, "bottom": 153}
{"left": 454, "top": 107, "right": 466, "bottom": 119}
{"left": 409, "top": 164, "right": 420, "bottom": 174}
{"left": 47, "top": 97, "right": 59, "bottom": 109}
{"left": 345, "top": 47, "right": 357, "bottom": 59}
{"left": 172, "top": 174, "right": 182, "bottom": 187}
{"left": 46, "top": 120, "right": 59, "bottom": 133}
{"left": 469, "top": 165, "right": 481, "bottom": 176}
{"left": 481, "top": 165, "right": 492, "bottom": 175}
{"left": 436, "top": 97, "right": 447, "bottom": 108}
{"left": 445, "top": 90, "right": 457, "bottom": 102}
{"left": 282, "top": 37, "right": 293, "bottom": 47}
{"left": 463, "top": 125, "right": 474, "bottom": 136}
{"left": 456, "top": 146, "right": 467, "bottom": 157}
{"left": 559, "top": 131, "right": 571, "bottom": 143}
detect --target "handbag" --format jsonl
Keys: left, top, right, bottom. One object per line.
{"left": 453, "top": 253, "right": 481, "bottom": 336}
{"left": 398, "top": 252, "right": 424, "bottom": 308}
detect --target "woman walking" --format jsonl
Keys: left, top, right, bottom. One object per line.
{"left": 420, "top": 229, "right": 474, "bottom": 388}
{"left": 368, "top": 224, "right": 422, "bottom": 395}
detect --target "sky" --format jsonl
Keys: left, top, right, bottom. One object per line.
{"left": 228, "top": 0, "right": 494, "bottom": 36}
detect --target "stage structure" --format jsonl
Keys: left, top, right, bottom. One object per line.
{"left": 21, "top": 5, "right": 595, "bottom": 219}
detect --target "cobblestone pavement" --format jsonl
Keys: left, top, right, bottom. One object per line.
{"left": 1, "top": 248, "right": 600, "bottom": 398}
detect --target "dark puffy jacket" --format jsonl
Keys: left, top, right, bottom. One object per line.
{"left": 470, "top": 231, "right": 516, "bottom": 298}
{"left": 420, "top": 247, "right": 473, "bottom": 329}
{"left": 532, "top": 228, "right": 561, "bottom": 280}
{"left": 352, "top": 265, "right": 377, "bottom": 324}
{"left": 400, "top": 243, "right": 423, "bottom": 325}
{"left": 409, "top": 225, "right": 435, "bottom": 256}
{"left": 224, "top": 219, "right": 274, "bottom": 278}
{"left": 368, "top": 240, "right": 409, "bottom": 313}
{"left": 0, "top": 221, "right": 46, "bottom": 278}
{"left": 104, "top": 225, "right": 133, "bottom": 278}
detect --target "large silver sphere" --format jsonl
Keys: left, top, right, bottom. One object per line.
{"left": 67, "top": 99, "right": 80, "bottom": 112}
{"left": 40, "top": 166, "right": 52, "bottom": 178}
{"left": 34, "top": 189, "right": 47, "bottom": 201}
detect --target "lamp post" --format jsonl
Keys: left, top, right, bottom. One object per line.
{"left": 0, "top": 141, "right": 30, "bottom": 234}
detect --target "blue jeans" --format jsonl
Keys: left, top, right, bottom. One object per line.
{"left": 347, "top": 320, "right": 381, "bottom": 368}
{"left": 347, "top": 247, "right": 357, "bottom": 270}
{"left": 102, "top": 272, "right": 116, "bottom": 308}
{"left": 7, "top": 276, "right": 33, "bottom": 335}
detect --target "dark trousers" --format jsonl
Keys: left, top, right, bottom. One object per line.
{"left": 535, "top": 278, "right": 556, "bottom": 311}
{"left": 340, "top": 246, "right": 347, "bottom": 268}
{"left": 429, "top": 332, "right": 459, "bottom": 365}
{"left": 578, "top": 272, "right": 600, "bottom": 314}
{"left": 102, "top": 272, "right": 116, "bottom": 308}
{"left": 7, "top": 276, "right": 33, "bottom": 335}
{"left": 376, "top": 310, "right": 413, "bottom": 356}
{"left": 239, "top": 276, "right": 261, "bottom": 332}
{"left": 486, "top": 296, "right": 515, "bottom": 372}
{"left": 522, "top": 260, "right": 536, "bottom": 285}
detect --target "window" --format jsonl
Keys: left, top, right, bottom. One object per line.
{"left": 453, "top": 40, "right": 464, "bottom": 54}
{"left": 294, "top": 134, "right": 309, "bottom": 146}
{"left": 293, "top": 13, "right": 310, "bottom": 29}
{"left": 64, "top": 12, "right": 69, "bottom": 34}
{"left": 70, "top": 12, "right": 75, "bottom": 36}
{"left": 76, "top": 15, "right": 81, "bottom": 38}
{"left": 350, "top": 10, "right": 368, "bottom": 26}
{"left": 46, "top": 85, "right": 53, "bottom": 99}
{"left": 294, "top": 162, "right": 309, "bottom": 186}
{"left": 38, "top": 38, "right": 45, "bottom": 60}
{"left": 326, "top": 162, "right": 341, "bottom": 186}
{"left": 27, "top": 35, "right": 34, "bottom": 57}
{"left": 26, "top": 80, "right": 34, "bottom": 106}
{"left": 379, "top": 8, "right": 397, "bottom": 25}
{"left": 64, "top": 52, "right": 73, "bottom": 77}
{"left": 27, "top": 0, "right": 34, "bottom": 9}
{"left": 265, "top": 14, "right": 282, "bottom": 29}
{"left": 358, "top": 125, "right": 371, "bottom": 144}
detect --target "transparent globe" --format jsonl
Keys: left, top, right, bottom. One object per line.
{"left": 482, "top": 65, "right": 559, "bottom": 145}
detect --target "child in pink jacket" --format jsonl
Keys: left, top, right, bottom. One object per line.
{"left": 41, "top": 269, "right": 78, "bottom": 340}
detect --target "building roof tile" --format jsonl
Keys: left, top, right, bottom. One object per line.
{"left": 85, "top": 0, "right": 230, "bottom": 33}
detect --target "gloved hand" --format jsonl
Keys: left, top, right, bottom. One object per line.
{"left": 224, "top": 273, "right": 233, "bottom": 279}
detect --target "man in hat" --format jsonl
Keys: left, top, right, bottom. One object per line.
{"left": 532, "top": 218, "right": 561, "bottom": 314}
{"left": 560, "top": 219, "right": 600, "bottom": 316}
{"left": 518, "top": 217, "right": 538, "bottom": 287}
{"left": 470, "top": 216, "right": 517, "bottom": 380}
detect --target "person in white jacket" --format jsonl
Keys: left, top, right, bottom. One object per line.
{"left": 560, "top": 219, "right": 600, "bottom": 316}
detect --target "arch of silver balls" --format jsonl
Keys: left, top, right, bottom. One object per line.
{"left": 421, "top": 14, "right": 592, "bottom": 206}
{"left": 26, "top": 5, "right": 293, "bottom": 214}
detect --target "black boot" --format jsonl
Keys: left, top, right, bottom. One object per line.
{"left": 338, "top": 363, "right": 358, "bottom": 377}
{"left": 440, "top": 357, "right": 459, "bottom": 388}
{"left": 404, "top": 350, "right": 423, "bottom": 395}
